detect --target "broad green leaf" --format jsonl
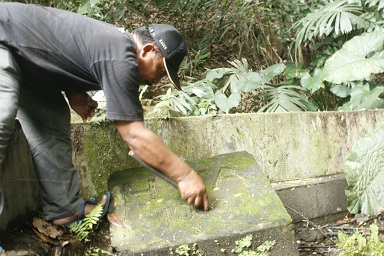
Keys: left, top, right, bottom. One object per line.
{"left": 300, "top": 69, "right": 324, "bottom": 93}
{"left": 260, "top": 63, "right": 286, "bottom": 83}
{"left": 330, "top": 84, "right": 351, "bottom": 98}
{"left": 352, "top": 86, "right": 384, "bottom": 110}
{"left": 214, "top": 92, "right": 241, "bottom": 114}
{"left": 344, "top": 125, "right": 384, "bottom": 215}
{"left": 338, "top": 84, "right": 384, "bottom": 110}
{"left": 206, "top": 68, "right": 232, "bottom": 81}
{"left": 237, "top": 72, "right": 263, "bottom": 92}
{"left": 322, "top": 29, "right": 384, "bottom": 84}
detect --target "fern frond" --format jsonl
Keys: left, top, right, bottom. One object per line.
{"left": 69, "top": 203, "right": 103, "bottom": 242}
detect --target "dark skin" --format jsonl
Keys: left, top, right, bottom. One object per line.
{"left": 52, "top": 35, "right": 209, "bottom": 226}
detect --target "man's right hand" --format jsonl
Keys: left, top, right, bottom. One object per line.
{"left": 177, "top": 169, "right": 209, "bottom": 211}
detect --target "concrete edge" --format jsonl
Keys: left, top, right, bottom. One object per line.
{"left": 272, "top": 174, "right": 348, "bottom": 224}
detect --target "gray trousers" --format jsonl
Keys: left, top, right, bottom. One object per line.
{"left": 0, "top": 47, "right": 83, "bottom": 220}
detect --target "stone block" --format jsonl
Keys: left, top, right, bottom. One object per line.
{"left": 108, "top": 151, "right": 297, "bottom": 255}
{"left": 273, "top": 174, "right": 348, "bottom": 224}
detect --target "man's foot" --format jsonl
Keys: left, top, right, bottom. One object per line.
{"left": 52, "top": 194, "right": 108, "bottom": 226}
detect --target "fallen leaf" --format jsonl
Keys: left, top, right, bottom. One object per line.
{"left": 107, "top": 212, "right": 124, "bottom": 227}
{"left": 33, "top": 228, "right": 60, "bottom": 245}
{"left": 32, "top": 217, "right": 63, "bottom": 239}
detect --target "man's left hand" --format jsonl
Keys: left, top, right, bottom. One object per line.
{"left": 66, "top": 91, "right": 98, "bottom": 122}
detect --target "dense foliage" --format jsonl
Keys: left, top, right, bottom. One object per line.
{"left": 99, "top": 0, "right": 384, "bottom": 117}
{"left": 345, "top": 125, "right": 384, "bottom": 216}
{"left": 4, "top": 0, "right": 383, "bottom": 116}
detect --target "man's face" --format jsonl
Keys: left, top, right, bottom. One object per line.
{"left": 137, "top": 45, "right": 167, "bottom": 86}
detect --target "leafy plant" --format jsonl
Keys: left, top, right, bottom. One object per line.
{"left": 173, "top": 243, "right": 204, "bottom": 256}
{"left": 336, "top": 223, "right": 384, "bottom": 255}
{"left": 85, "top": 246, "right": 113, "bottom": 256}
{"left": 208, "top": 59, "right": 315, "bottom": 113}
{"left": 293, "top": 6, "right": 384, "bottom": 111}
{"left": 258, "top": 84, "right": 315, "bottom": 113}
{"left": 145, "top": 86, "right": 198, "bottom": 119}
{"left": 232, "top": 235, "right": 276, "bottom": 256}
{"left": 316, "top": 28, "right": 384, "bottom": 111}
{"left": 344, "top": 126, "right": 384, "bottom": 216}
{"left": 338, "top": 82, "right": 384, "bottom": 111}
{"left": 232, "top": 234, "right": 253, "bottom": 254}
{"left": 321, "top": 28, "right": 384, "bottom": 85}
{"left": 76, "top": 0, "right": 109, "bottom": 20}
{"left": 147, "top": 58, "right": 317, "bottom": 117}
{"left": 182, "top": 35, "right": 211, "bottom": 77}
{"left": 293, "top": 0, "right": 366, "bottom": 53}
{"left": 69, "top": 203, "right": 103, "bottom": 242}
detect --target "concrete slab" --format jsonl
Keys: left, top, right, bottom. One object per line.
{"left": 273, "top": 174, "right": 348, "bottom": 224}
{"left": 108, "top": 151, "right": 298, "bottom": 255}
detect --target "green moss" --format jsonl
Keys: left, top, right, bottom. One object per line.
{"left": 74, "top": 122, "right": 137, "bottom": 198}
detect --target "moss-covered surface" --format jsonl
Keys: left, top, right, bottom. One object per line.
{"left": 71, "top": 122, "right": 140, "bottom": 199}
{"left": 108, "top": 151, "right": 293, "bottom": 254}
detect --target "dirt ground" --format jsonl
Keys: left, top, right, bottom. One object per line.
{"left": 296, "top": 212, "right": 384, "bottom": 255}
{"left": 1, "top": 217, "right": 112, "bottom": 256}
{"left": 1, "top": 212, "right": 383, "bottom": 255}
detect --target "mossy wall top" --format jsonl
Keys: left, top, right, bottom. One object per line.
{"left": 71, "top": 110, "right": 384, "bottom": 198}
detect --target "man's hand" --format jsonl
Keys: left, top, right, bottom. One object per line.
{"left": 66, "top": 91, "right": 98, "bottom": 122}
{"left": 178, "top": 170, "right": 209, "bottom": 211}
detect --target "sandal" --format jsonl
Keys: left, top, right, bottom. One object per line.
{"left": 65, "top": 191, "right": 111, "bottom": 227}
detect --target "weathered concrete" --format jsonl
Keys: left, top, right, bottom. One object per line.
{"left": 70, "top": 110, "right": 384, "bottom": 200}
{"left": 273, "top": 174, "right": 348, "bottom": 224}
{"left": 108, "top": 152, "right": 298, "bottom": 255}
{"left": 0, "top": 121, "right": 39, "bottom": 232}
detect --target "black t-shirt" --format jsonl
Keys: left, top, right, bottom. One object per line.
{"left": 0, "top": 2, "right": 143, "bottom": 121}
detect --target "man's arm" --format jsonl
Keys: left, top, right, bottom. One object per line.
{"left": 115, "top": 120, "right": 209, "bottom": 210}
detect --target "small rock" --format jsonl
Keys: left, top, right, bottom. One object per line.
{"left": 296, "top": 228, "right": 326, "bottom": 242}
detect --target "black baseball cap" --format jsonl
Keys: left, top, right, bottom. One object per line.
{"left": 148, "top": 24, "right": 187, "bottom": 90}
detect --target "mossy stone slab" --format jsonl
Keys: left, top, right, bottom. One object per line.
{"left": 108, "top": 151, "right": 294, "bottom": 255}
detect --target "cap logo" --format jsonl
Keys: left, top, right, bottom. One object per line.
{"left": 159, "top": 39, "right": 167, "bottom": 50}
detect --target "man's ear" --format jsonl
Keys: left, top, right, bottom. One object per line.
{"left": 141, "top": 44, "right": 156, "bottom": 57}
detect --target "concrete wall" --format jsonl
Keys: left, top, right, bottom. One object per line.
{"left": 2, "top": 110, "right": 384, "bottom": 231}
{"left": 70, "top": 110, "right": 384, "bottom": 200}
{"left": 0, "top": 121, "right": 39, "bottom": 232}
{"left": 144, "top": 110, "right": 384, "bottom": 182}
